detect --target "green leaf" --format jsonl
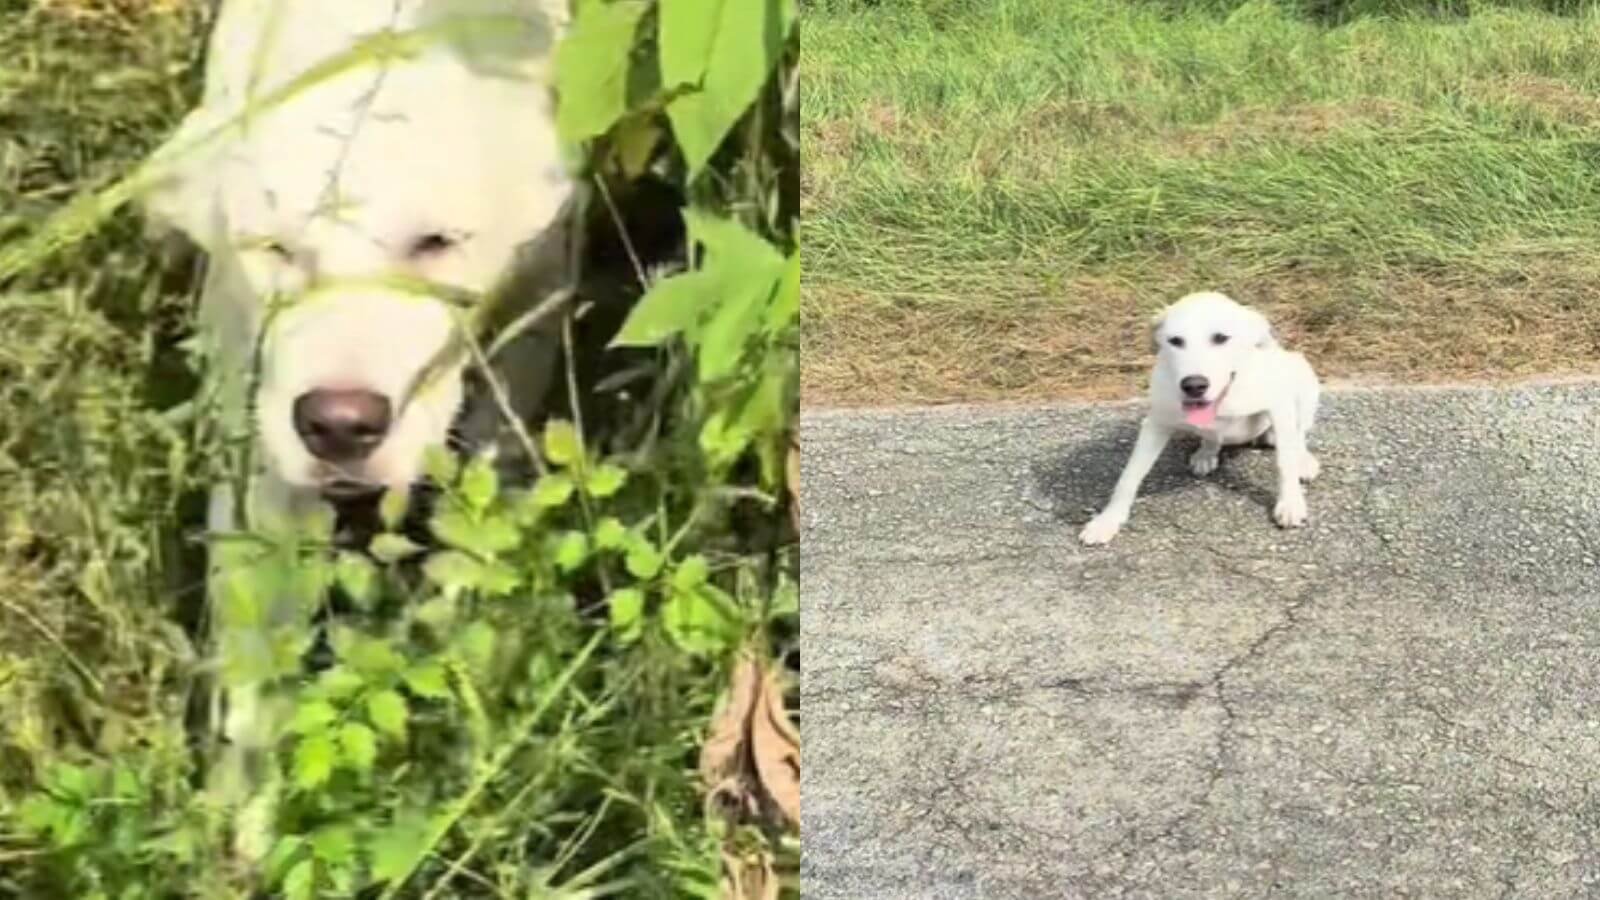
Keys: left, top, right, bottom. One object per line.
{"left": 317, "top": 666, "right": 365, "bottom": 700}
{"left": 555, "top": 530, "right": 591, "bottom": 573}
{"left": 612, "top": 114, "right": 662, "bottom": 178}
{"left": 368, "top": 811, "right": 431, "bottom": 884}
{"left": 607, "top": 587, "right": 645, "bottom": 642}
{"left": 111, "top": 765, "right": 139, "bottom": 799}
{"left": 379, "top": 486, "right": 410, "bottom": 531}
{"left": 543, "top": 420, "right": 583, "bottom": 466}
{"left": 665, "top": 0, "right": 797, "bottom": 177}
{"left": 700, "top": 409, "right": 753, "bottom": 469}
{"left": 555, "top": 0, "right": 650, "bottom": 143}
{"left": 624, "top": 540, "right": 663, "bottom": 579}
{"left": 371, "top": 533, "right": 425, "bottom": 564}
{"left": 455, "top": 621, "right": 496, "bottom": 674}
{"left": 531, "top": 473, "right": 576, "bottom": 509}
{"left": 660, "top": 0, "right": 722, "bottom": 88}
{"left": 687, "top": 208, "right": 786, "bottom": 267}
{"left": 481, "top": 560, "right": 522, "bottom": 596}
{"left": 311, "top": 824, "right": 356, "bottom": 865}
{"left": 288, "top": 700, "right": 338, "bottom": 735}
{"left": 17, "top": 794, "right": 62, "bottom": 835}
{"left": 293, "top": 733, "right": 336, "bottom": 790}
{"left": 585, "top": 462, "right": 628, "bottom": 498}
{"left": 460, "top": 455, "right": 499, "bottom": 511}
{"left": 433, "top": 508, "right": 519, "bottom": 555}
{"left": 424, "top": 550, "right": 485, "bottom": 592}
{"left": 593, "top": 516, "right": 629, "bottom": 550}
{"left": 477, "top": 515, "right": 521, "bottom": 554}
{"left": 335, "top": 553, "right": 379, "bottom": 608}
{"left": 672, "top": 554, "right": 710, "bottom": 592}
{"left": 662, "top": 585, "right": 741, "bottom": 655}
{"left": 430, "top": 508, "right": 474, "bottom": 551}
{"left": 264, "top": 835, "right": 307, "bottom": 883}
{"left": 699, "top": 269, "right": 776, "bottom": 382}
{"left": 423, "top": 446, "right": 460, "bottom": 485}
{"left": 283, "top": 859, "right": 315, "bottom": 900}
{"left": 416, "top": 595, "right": 458, "bottom": 630}
{"left": 609, "top": 268, "right": 717, "bottom": 347}
{"left": 289, "top": 554, "right": 335, "bottom": 612}
{"left": 50, "top": 763, "right": 91, "bottom": 799}
{"left": 342, "top": 635, "right": 405, "bottom": 677}
{"left": 338, "top": 723, "right": 378, "bottom": 772}
{"left": 402, "top": 661, "right": 452, "bottom": 700}
{"left": 367, "top": 689, "right": 409, "bottom": 740}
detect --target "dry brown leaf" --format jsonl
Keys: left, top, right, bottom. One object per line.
{"left": 701, "top": 655, "right": 761, "bottom": 813}
{"left": 751, "top": 666, "right": 800, "bottom": 828}
{"left": 700, "top": 652, "right": 801, "bottom": 831}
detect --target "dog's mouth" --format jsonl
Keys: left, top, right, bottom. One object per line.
{"left": 1180, "top": 374, "right": 1235, "bottom": 427}
{"left": 319, "top": 477, "right": 385, "bottom": 502}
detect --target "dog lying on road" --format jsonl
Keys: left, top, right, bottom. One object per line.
{"left": 1079, "top": 291, "right": 1321, "bottom": 546}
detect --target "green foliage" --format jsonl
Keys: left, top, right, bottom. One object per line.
{"left": 0, "top": 0, "right": 799, "bottom": 897}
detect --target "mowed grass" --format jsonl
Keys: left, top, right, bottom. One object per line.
{"left": 804, "top": 0, "right": 1600, "bottom": 405}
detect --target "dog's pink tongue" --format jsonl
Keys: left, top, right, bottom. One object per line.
{"left": 1183, "top": 403, "right": 1217, "bottom": 427}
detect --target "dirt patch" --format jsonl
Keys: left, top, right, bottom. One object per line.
{"left": 1171, "top": 98, "right": 1415, "bottom": 154}
{"left": 802, "top": 263, "right": 1600, "bottom": 407}
{"left": 1475, "top": 74, "right": 1600, "bottom": 127}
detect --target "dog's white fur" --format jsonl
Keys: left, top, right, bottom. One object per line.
{"left": 146, "top": 0, "right": 574, "bottom": 507}
{"left": 142, "top": 0, "right": 574, "bottom": 859}
{"left": 1079, "top": 291, "right": 1321, "bottom": 545}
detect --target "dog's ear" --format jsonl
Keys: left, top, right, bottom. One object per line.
{"left": 141, "top": 108, "right": 228, "bottom": 254}
{"left": 1243, "top": 306, "right": 1279, "bottom": 349}
{"left": 1148, "top": 309, "right": 1167, "bottom": 354}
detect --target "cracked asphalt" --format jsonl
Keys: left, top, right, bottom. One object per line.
{"left": 800, "top": 380, "right": 1600, "bottom": 899}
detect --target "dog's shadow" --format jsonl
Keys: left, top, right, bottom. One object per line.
{"left": 1032, "top": 422, "right": 1278, "bottom": 525}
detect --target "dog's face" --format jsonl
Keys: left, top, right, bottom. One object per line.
{"left": 1151, "top": 292, "right": 1273, "bottom": 427}
{"left": 155, "top": 58, "right": 574, "bottom": 499}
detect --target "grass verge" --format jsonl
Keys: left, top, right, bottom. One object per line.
{"left": 804, "top": 0, "right": 1600, "bottom": 405}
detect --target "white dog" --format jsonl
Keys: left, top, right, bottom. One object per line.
{"left": 146, "top": 0, "right": 576, "bottom": 522}
{"left": 142, "top": 0, "right": 576, "bottom": 859}
{"left": 1079, "top": 291, "right": 1321, "bottom": 546}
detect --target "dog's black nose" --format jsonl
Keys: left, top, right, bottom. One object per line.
{"left": 1180, "top": 375, "right": 1209, "bottom": 399}
{"left": 293, "top": 389, "right": 392, "bottom": 461}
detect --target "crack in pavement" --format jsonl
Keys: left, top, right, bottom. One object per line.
{"left": 1105, "top": 580, "right": 1320, "bottom": 885}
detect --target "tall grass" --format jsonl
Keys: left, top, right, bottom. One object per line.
{"left": 0, "top": 1, "right": 800, "bottom": 897}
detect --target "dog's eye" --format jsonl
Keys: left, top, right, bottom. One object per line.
{"left": 407, "top": 232, "right": 457, "bottom": 260}
{"left": 1167, "top": 336, "right": 1185, "bottom": 349}
{"left": 1211, "top": 333, "right": 1230, "bottom": 345}
{"left": 259, "top": 239, "right": 293, "bottom": 262}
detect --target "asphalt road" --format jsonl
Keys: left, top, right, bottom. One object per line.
{"left": 800, "top": 380, "right": 1600, "bottom": 899}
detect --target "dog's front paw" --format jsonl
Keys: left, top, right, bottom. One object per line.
{"left": 1273, "top": 492, "right": 1308, "bottom": 528}
{"left": 1079, "top": 513, "right": 1124, "bottom": 546}
{"left": 1189, "top": 446, "right": 1220, "bottom": 477}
